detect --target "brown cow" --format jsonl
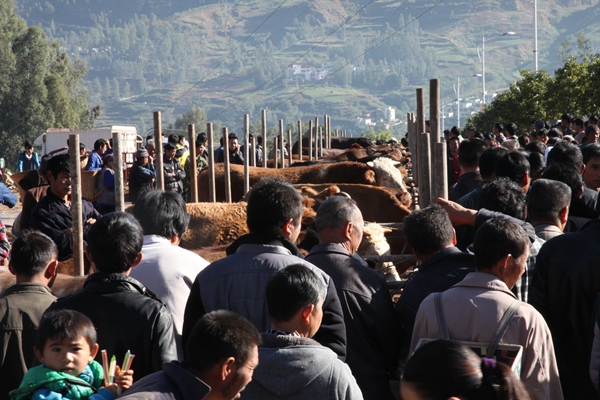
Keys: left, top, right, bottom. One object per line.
{"left": 180, "top": 202, "right": 249, "bottom": 249}
{"left": 198, "top": 159, "right": 408, "bottom": 203}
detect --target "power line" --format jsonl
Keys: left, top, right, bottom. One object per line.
{"left": 166, "top": 0, "right": 293, "bottom": 108}
{"left": 207, "top": 0, "right": 377, "bottom": 120}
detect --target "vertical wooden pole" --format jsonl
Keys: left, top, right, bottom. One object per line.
{"left": 408, "top": 112, "right": 419, "bottom": 187}
{"left": 153, "top": 112, "right": 164, "bottom": 191}
{"left": 309, "top": 120, "right": 314, "bottom": 161}
{"left": 222, "top": 128, "right": 231, "bottom": 203}
{"left": 318, "top": 126, "right": 323, "bottom": 158}
{"left": 287, "top": 129, "right": 292, "bottom": 166}
{"left": 328, "top": 116, "right": 331, "bottom": 148}
{"left": 251, "top": 136, "right": 257, "bottom": 167}
{"left": 111, "top": 131, "right": 124, "bottom": 212}
{"left": 68, "top": 134, "right": 84, "bottom": 276}
{"left": 314, "top": 116, "right": 319, "bottom": 159}
{"left": 430, "top": 79, "right": 441, "bottom": 198}
{"left": 297, "top": 120, "right": 302, "bottom": 158}
{"left": 261, "top": 110, "right": 267, "bottom": 169}
{"left": 244, "top": 114, "right": 250, "bottom": 196}
{"left": 273, "top": 136, "right": 279, "bottom": 169}
{"left": 279, "top": 119, "right": 285, "bottom": 169}
{"left": 434, "top": 142, "right": 448, "bottom": 200}
{"left": 324, "top": 114, "right": 328, "bottom": 149}
{"left": 419, "top": 132, "right": 432, "bottom": 207}
{"left": 207, "top": 123, "right": 216, "bottom": 202}
{"left": 188, "top": 124, "right": 198, "bottom": 203}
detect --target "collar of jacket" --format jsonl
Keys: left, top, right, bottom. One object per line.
{"left": 1, "top": 282, "right": 54, "bottom": 297}
{"left": 83, "top": 272, "right": 160, "bottom": 300}
{"left": 226, "top": 233, "right": 304, "bottom": 258}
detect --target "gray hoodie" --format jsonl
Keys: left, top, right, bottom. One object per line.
{"left": 242, "top": 333, "right": 363, "bottom": 400}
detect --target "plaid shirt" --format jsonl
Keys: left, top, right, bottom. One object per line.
{"left": 513, "top": 236, "right": 545, "bottom": 303}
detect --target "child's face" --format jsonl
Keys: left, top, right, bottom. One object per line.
{"left": 35, "top": 336, "right": 99, "bottom": 377}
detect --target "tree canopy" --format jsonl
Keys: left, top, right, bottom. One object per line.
{"left": 0, "top": 0, "right": 91, "bottom": 166}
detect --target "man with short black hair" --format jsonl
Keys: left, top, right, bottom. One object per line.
{"left": 306, "top": 196, "right": 400, "bottom": 400}
{"left": 0, "top": 231, "right": 58, "bottom": 399}
{"left": 582, "top": 143, "right": 600, "bottom": 191}
{"left": 131, "top": 190, "right": 209, "bottom": 358}
{"left": 183, "top": 177, "right": 346, "bottom": 359}
{"left": 119, "top": 310, "right": 261, "bottom": 400}
{"left": 30, "top": 154, "right": 101, "bottom": 260}
{"left": 216, "top": 132, "right": 244, "bottom": 165}
{"left": 573, "top": 117, "right": 586, "bottom": 143}
{"left": 397, "top": 205, "right": 475, "bottom": 341}
{"left": 495, "top": 151, "right": 531, "bottom": 193}
{"left": 527, "top": 179, "right": 570, "bottom": 241}
{"left": 493, "top": 122, "right": 505, "bottom": 143}
{"left": 581, "top": 124, "right": 600, "bottom": 146}
{"left": 243, "top": 265, "right": 362, "bottom": 400}
{"left": 164, "top": 143, "right": 186, "bottom": 194}
{"left": 448, "top": 139, "right": 488, "bottom": 201}
{"left": 46, "top": 212, "right": 177, "bottom": 380}
{"left": 505, "top": 122, "right": 518, "bottom": 139}
{"left": 411, "top": 219, "right": 562, "bottom": 399}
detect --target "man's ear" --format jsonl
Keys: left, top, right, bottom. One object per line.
{"left": 560, "top": 206, "right": 569, "bottom": 225}
{"left": 301, "top": 304, "right": 315, "bottom": 324}
{"left": 130, "top": 252, "right": 143, "bottom": 269}
{"left": 452, "top": 228, "right": 457, "bottom": 246}
{"left": 220, "top": 357, "right": 236, "bottom": 380}
{"left": 282, "top": 218, "right": 295, "bottom": 239}
{"left": 521, "top": 172, "right": 530, "bottom": 190}
{"left": 343, "top": 222, "right": 353, "bottom": 242}
{"left": 581, "top": 163, "right": 586, "bottom": 176}
{"left": 45, "top": 260, "right": 59, "bottom": 278}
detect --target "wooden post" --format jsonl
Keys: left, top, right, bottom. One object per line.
{"left": 153, "top": 112, "right": 164, "bottom": 191}
{"left": 314, "top": 117, "right": 319, "bottom": 159}
{"left": 244, "top": 114, "right": 250, "bottom": 196}
{"left": 68, "top": 134, "right": 84, "bottom": 276}
{"left": 430, "top": 79, "right": 440, "bottom": 196}
{"left": 327, "top": 116, "right": 331, "bottom": 148}
{"left": 222, "top": 128, "right": 232, "bottom": 203}
{"left": 111, "top": 131, "right": 125, "bottom": 212}
{"left": 279, "top": 120, "right": 285, "bottom": 168}
{"left": 409, "top": 112, "right": 418, "bottom": 187}
{"left": 288, "top": 129, "right": 292, "bottom": 166}
{"left": 418, "top": 132, "right": 432, "bottom": 207}
{"left": 308, "top": 120, "right": 313, "bottom": 161}
{"left": 297, "top": 120, "right": 302, "bottom": 158}
{"left": 207, "top": 123, "right": 216, "bottom": 202}
{"left": 273, "top": 136, "right": 279, "bottom": 169}
{"left": 261, "top": 110, "right": 267, "bottom": 168}
{"left": 434, "top": 142, "right": 448, "bottom": 200}
{"left": 324, "top": 114, "right": 328, "bottom": 149}
{"left": 188, "top": 124, "right": 198, "bottom": 203}
{"left": 251, "top": 136, "right": 257, "bottom": 167}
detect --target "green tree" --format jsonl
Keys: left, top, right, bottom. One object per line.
{"left": 174, "top": 105, "right": 207, "bottom": 130}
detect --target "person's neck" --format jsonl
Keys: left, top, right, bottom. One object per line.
{"left": 51, "top": 188, "right": 69, "bottom": 203}
{"left": 270, "top": 322, "right": 307, "bottom": 338}
{"left": 15, "top": 274, "right": 49, "bottom": 285}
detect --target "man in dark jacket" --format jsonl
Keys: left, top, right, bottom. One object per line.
{"left": 306, "top": 196, "right": 400, "bottom": 400}
{"left": 46, "top": 212, "right": 177, "bottom": 380}
{"left": 183, "top": 177, "right": 347, "bottom": 360}
{"left": 0, "top": 231, "right": 58, "bottom": 400}
{"left": 29, "top": 154, "right": 101, "bottom": 261}
{"left": 129, "top": 148, "right": 156, "bottom": 203}
{"left": 163, "top": 143, "right": 186, "bottom": 194}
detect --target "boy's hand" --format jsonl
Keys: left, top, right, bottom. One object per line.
{"left": 104, "top": 383, "right": 121, "bottom": 397}
{"left": 115, "top": 366, "right": 134, "bottom": 391}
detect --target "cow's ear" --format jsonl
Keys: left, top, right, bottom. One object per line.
{"left": 365, "top": 170, "right": 376, "bottom": 184}
{"left": 366, "top": 161, "right": 374, "bottom": 167}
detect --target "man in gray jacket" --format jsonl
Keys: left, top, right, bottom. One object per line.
{"left": 243, "top": 264, "right": 363, "bottom": 400}
{"left": 183, "top": 177, "right": 347, "bottom": 360}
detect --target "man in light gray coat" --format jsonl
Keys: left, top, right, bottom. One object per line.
{"left": 182, "top": 177, "right": 347, "bottom": 360}
{"left": 243, "top": 264, "right": 362, "bottom": 400}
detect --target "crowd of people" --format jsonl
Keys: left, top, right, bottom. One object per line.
{"left": 3, "top": 115, "right": 600, "bottom": 400}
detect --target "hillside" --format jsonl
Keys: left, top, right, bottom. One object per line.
{"left": 12, "top": 0, "right": 600, "bottom": 137}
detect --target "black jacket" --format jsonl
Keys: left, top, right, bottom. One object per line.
{"left": 29, "top": 190, "right": 101, "bottom": 261}
{"left": 47, "top": 273, "right": 177, "bottom": 380}
{"left": 531, "top": 220, "right": 600, "bottom": 399}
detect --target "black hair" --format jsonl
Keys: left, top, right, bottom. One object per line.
{"left": 403, "top": 204, "right": 454, "bottom": 256}
{"left": 573, "top": 117, "right": 585, "bottom": 128}
{"left": 132, "top": 190, "right": 190, "bottom": 239}
{"left": 164, "top": 143, "right": 176, "bottom": 151}
{"left": 86, "top": 212, "right": 144, "bottom": 274}
{"left": 178, "top": 135, "right": 185, "bottom": 143}
{"left": 585, "top": 124, "right": 599, "bottom": 138}
{"left": 315, "top": 196, "right": 360, "bottom": 233}
{"left": 495, "top": 151, "right": 530, "bottom": 186}
{"left": 547, "top": 140, "right": 583, "bottom": 171}
{"left": 24, "top": 141, "right": 33, "bottom": 149}
{"left": 93, "top": 139, "right": 106, "bottom": 151}
{"left": 524, "top": 141, "right": 546, "bottom": 156}
{"left": 473, "top": 218, "right": 529, "bottom": 271}
{"left": 46, "top": 154, "right": 71, "bottom": 179}
{"left": 547, "top": 128, "right": 563, "bottom": 139}
{"left": 458, "top": 139, "right": 488, "bottom": 169}
{"left": 228, "top": 132, "right": 238, "bottom": 141}
{"left": 266, "top": 264, "right": 326, "bottom": 322}
{"left": 185, "top": 310, "right": 261, "bottom": 372}
{"left": 473, "top": 132, "right": 485, "bottom": 140}
{"left": 527, "top": 179, "right": 571, "bottom": 224}
{"left": 517, "top": 134, "right": 530, "bottom": 148}
{"left": 79, "top": 143, "right": 86, "bottom": 152}
{"left": 479, "top": 147, "right": 509, "bottom": 180}
{"left": 526, "top": 151, "right": 546, "bottom": 180}
{"left": 590, "top": 115, "right": 599, "bottom": 125}
{"left": 480, "top": 178, "right": 527, "bottom": 220}
{"left": 494, "top": 122, "right": 504, "bottom": 132}
{"left": 246, "top": 177, "right": 303, "bottom": 236}
{"left": 582, "top": 143, "right": 600, "bottom": 164}
{"left": 505, "top": 123, "right": 517, "bottom": 137}
{"left": 10, "top": 230, "right": 57, "bottom": 277}
{"left": 561, "top": 113, "right": 572, "bottom": 124}
{"left": 542, "top": 163, "right": 583, "bottom": 199}
{"left": 168, "top": 134, "right": 178, "bottom": 144}
{"left": 36, "top": 309, "right": 97, "bottom": 352}
{"left": 402, "top": 340, "right": 530, "bottom": 400}
{"left": 451, "top": 126, "right": 461, "bottom": 137}
{"left": 197, "top": 133, "right": 208, "bottom": 145}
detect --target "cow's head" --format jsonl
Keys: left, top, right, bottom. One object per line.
{"left": 367, "top": 157, "right": 408, "bottom": 192}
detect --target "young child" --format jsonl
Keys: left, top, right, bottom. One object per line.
{"left": 10, "top": 309, "right": 133, "bottom": 400}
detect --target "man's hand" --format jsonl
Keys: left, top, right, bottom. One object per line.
{"left": 86, "top": 218, "right": 96, "bottom": 225}
{"left": 433, "top": 197, "right": 477, "bottom": 227}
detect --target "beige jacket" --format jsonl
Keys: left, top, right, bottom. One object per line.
{"left": 411, "top": 271, "right": 563, "bottom": 400}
